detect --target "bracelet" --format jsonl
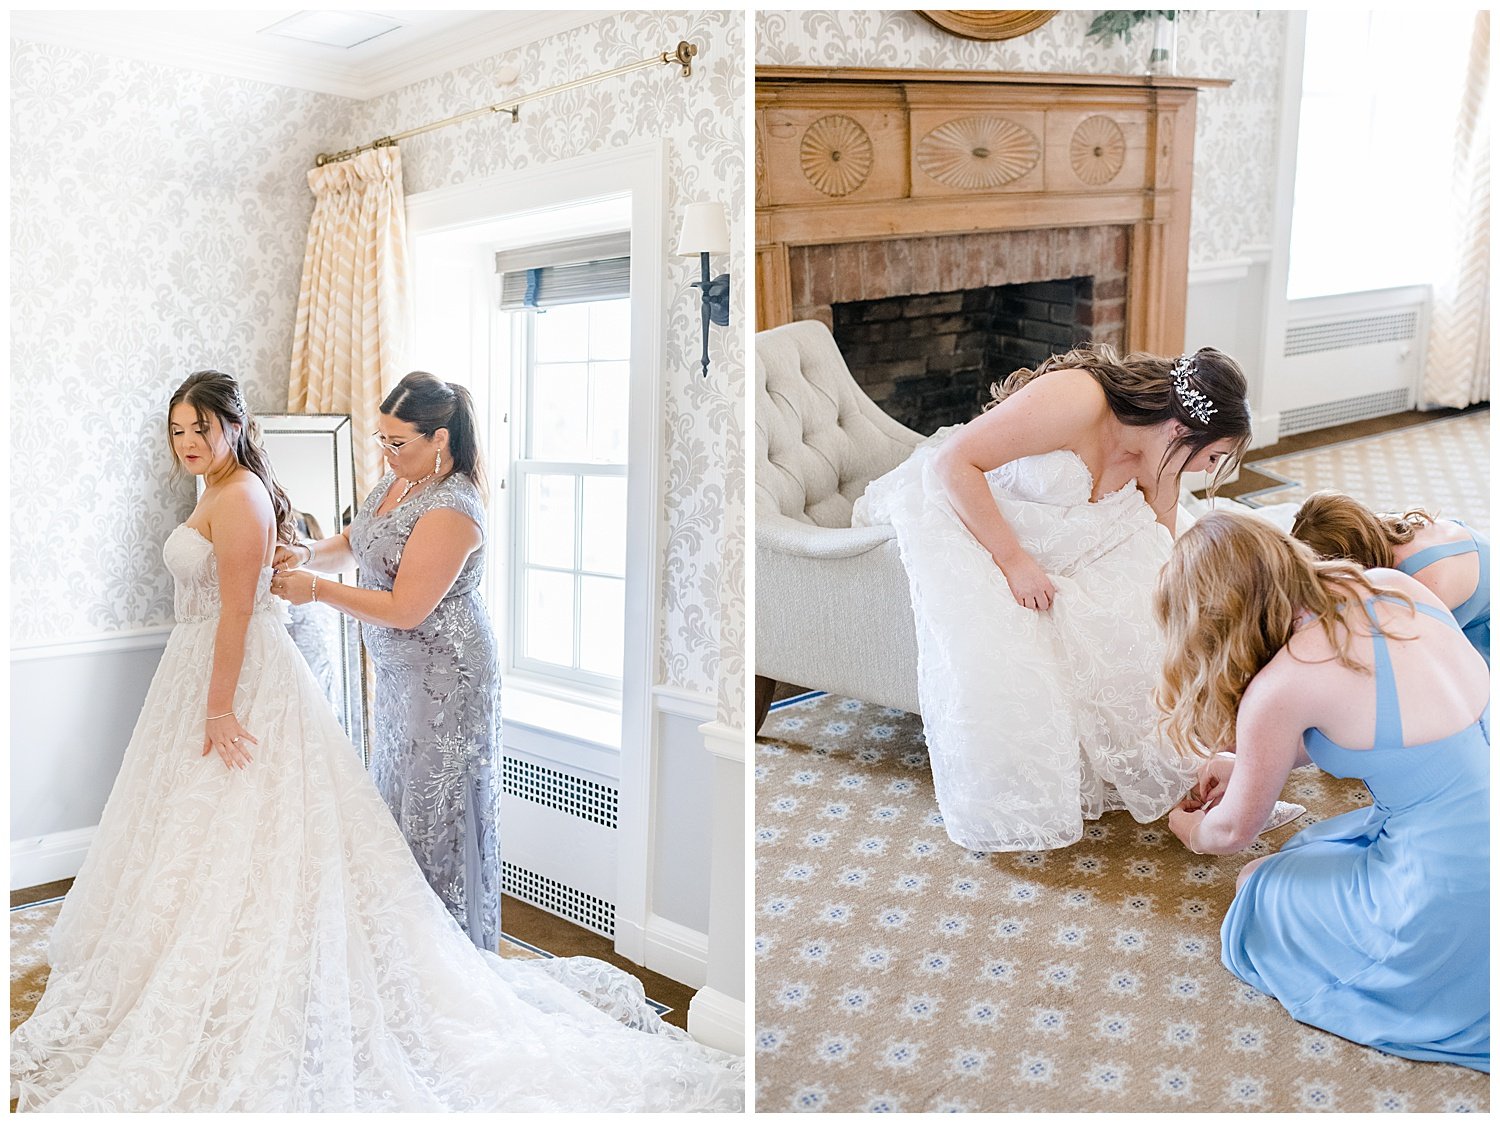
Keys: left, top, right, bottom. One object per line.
{"left": 299, "top": 542, "right": 314, "bottom": 566}
{"left": 310, "top": 575, "right": 319, "bottom": 603}
{"left": 207, "top": 710, "right": 234, "bottom": 720}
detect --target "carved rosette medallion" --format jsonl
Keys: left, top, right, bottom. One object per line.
{"left": 915, "top": 116, "right": 1040, "bottom": 189}
{"left": 1069, "top": 115, "right": 1127, "bottom": 186}
{"left": 799, "top": 115, "right": 874, "bottom": 197}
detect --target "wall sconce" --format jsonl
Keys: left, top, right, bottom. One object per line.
{"left": 676, "top": 201, "right": 731, "bottom": 378}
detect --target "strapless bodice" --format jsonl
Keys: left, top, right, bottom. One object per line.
{"left": 163, "top": 524, "right": 279, "bottom": 624}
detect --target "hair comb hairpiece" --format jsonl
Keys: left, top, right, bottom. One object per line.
{"left": 1172, "top": 352, "right": 1216, "bottom": 426}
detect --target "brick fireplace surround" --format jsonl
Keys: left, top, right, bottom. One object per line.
{"left": 756, "top": 67, "right": 1231, "bottom": 372}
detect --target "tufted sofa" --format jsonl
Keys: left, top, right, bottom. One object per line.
{"left": 755, "top": 319, "right": 926, "bottom": 731}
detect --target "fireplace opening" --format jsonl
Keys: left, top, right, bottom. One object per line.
{"left": 832, "top": 276, "right": 1106, "bottom": 435}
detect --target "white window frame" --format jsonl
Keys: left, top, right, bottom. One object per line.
{"left": 508, "top": 301, "right": 629, "bottom": 694}
{"left": 403, "top": 142, "right": 666, "bottom": 967}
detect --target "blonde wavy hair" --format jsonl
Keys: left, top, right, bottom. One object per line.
{"left": 1290, "top": 489, "right": 1437, "bottom": 569}
{"left": 1153, "top": 510, "right": 1411, "bottom": 759}
{"left": 987, "top": 342, "right": 1252, "bottom": 495}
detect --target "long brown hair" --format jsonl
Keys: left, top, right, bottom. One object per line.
{"left": 988, "top": 342, "right": 1252, "bottom": 494}
{"left": 1290, "top": 489, "right": 1437, "bottom": 568}
{"left": 168, "top": 370, "right": 296, "bottom": 545}
{"left": 1153, "top": 510, "right": 1410, "bottom": 759}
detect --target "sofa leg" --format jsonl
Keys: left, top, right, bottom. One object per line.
{"left": 754, "top": 675, "right": 777, "bottom": 735}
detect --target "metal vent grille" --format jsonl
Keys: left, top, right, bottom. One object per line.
{"left": 502, "top": 757, "right": 619, "bottom": 828}
{"left": 1278, "top": 388, "right": 1412, "bottom": 439}
{"left": 503, "top": 862, "right": 615, "bottom": 936}
{"left": 1283, "top": 310, "right": 1419, "bottom": 357}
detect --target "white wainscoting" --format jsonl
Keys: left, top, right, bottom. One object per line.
{"left": 11, "top": 627, "right": 171, "bottom": 889}
{"left": 687, "top": 718, "right": 747, "bottom": 1054}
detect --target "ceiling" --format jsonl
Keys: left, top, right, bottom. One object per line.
{"left": 9, "top": 10, "right": 619, "bottom": 100}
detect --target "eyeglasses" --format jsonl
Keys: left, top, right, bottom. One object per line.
{"left": 372, "top": 432, "right": 422, "bottom": 453}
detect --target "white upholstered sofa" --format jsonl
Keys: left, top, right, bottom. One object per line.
{"left": 754, "top": 320, "right": 926, "bottom": 730}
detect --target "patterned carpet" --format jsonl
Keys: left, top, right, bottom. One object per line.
{"left": 1237, "top": 411, "right": 1489, "bottom": 534}
{"left": 754, "top": 698, "right": 1489, "bottom": 1113}
{"left": 754, "top": 413, "right": 1491, "bottom": 1112}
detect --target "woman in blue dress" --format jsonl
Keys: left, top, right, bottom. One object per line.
{"left": 1291, "top": 489, "right": 1489, "bottom": 664}
{"left": 273, "top": 372, "right": 500, "bottom": 950}
{"left": 1153, "top": 510, "right": 1489, "bottom": 1071}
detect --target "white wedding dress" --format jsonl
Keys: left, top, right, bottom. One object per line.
{"left": 854, "top": 434, "right": 1198, "bottom": 852}
{"left": 10, "top": 525, "right": 743, "bottom": 1112}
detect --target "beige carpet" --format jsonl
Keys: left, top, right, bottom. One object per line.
{"left": 1237, "top": 411, "right": 1489, "bottom": 534}
{"left": 754, "top": 698, "right": 1488, "bottom": 1113}
{"left": 10, "top": 898, "right": 549, "bottom": 1036}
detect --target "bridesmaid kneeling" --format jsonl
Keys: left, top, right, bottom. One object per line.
{"left": 1292, "top": 489, "right": 1489, "bottom": 664}
{"left": 1154, "top": 510, "right": 1488, "bottom": 1071}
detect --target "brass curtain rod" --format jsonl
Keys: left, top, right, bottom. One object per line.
{"left": 314, "top": 40, "right": 698, "bottom": 167}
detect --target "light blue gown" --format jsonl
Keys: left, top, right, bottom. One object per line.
{"left": 1395, "top": 519, "right": 1490, "bottom": 665}
{"left": 1222, "top": 596, "right": 1490, "bottom": 1071}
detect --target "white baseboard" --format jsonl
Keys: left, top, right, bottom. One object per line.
{"left": 638, "top": 913, "right": 709, "bottom": 989}
{"left": 687, "top": 986, "right": 746, "bottom": 1055}
{"left": 12, "top": 826, "right": 96, "bottom": 890}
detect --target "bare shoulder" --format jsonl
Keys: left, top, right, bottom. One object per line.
{"left": 1006, "top": 367, "right": 1108, "bottom": 412}
{"left": 1241, "top": 645, "right": 1321, "bottom": 733}
{"left": 208, "top": 472, "right": 274, "bottom": 524}
{"left": 966, "top": 367, "right": 1109, "bottom": 436}
{"left": 1366, "top": 567, "right": 1447, "bottom": 611}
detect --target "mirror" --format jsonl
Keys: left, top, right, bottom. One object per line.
{"left": 201, "top": 413, "right": 367, "bottom": 759}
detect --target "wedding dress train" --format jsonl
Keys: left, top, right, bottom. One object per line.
{"left": 854, "top": 435, "right": 1198, "bottom": 851}
{"left": 10, "top": 525, "right": 743, "bottom": 1112}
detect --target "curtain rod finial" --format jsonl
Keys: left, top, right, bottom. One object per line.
{"left": 673, "top": 41, "right": 696, "bottom": 77}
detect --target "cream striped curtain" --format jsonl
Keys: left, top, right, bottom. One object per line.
{"left": 1421, "top": 12, "right": 1489, "bottom": 409}
{"left": 288, "top": 146, "right": 410, "bottom": 500}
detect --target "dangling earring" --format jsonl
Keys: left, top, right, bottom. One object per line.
{"left": 434, "top": 449, "right": 442, "bottom": 475}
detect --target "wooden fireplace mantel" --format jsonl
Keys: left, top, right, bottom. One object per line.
{"left": 756, "top": 66, "right": 1232, "bottom": 356}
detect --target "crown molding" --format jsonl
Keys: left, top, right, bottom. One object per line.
{"left": 10, "top": 10, "right": 621, "bottom": 101}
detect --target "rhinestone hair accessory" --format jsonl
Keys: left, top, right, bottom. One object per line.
{"left": 1172, "top": 352, "right": 1216, "bottom": 426}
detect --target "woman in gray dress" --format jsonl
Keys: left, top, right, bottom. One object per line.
{"left": 271, "top": 372, "right": 499, "bottom": 950}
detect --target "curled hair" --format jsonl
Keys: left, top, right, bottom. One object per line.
{"left": 1152, "top": 510, "right": 1411, "bottom": 759}
{"left": 1291, "top": 489, "right": 1437, "bottom": 569}
{"left": 380, "top": 372, "right": 487, "bottom": 497}
{"left": 988, "top": 342, "right": 1252, "bottom": 494}
{"left": 168, "top": 370, "right": 295, "bottom": 545}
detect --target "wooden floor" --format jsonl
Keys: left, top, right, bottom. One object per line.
{"left": 11, "top": 882, "right": 694, "bottom": 1031}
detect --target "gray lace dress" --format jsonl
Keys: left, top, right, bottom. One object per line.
{"left": 349, "top": 471, "right": 500, "bottom": 950}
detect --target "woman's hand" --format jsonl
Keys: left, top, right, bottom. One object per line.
{"left": 1195, "top": 752, "right": 1236, "bottom": 811}
{"left": 273, "top": 542, "right": 309, "bottom": 571}
{"left": 203, "top": 712, "right": 256, "bottom": 770}
{"left": 1168, "top": 804, "right": 1206, "bottom": 853}
{"left": 998, "top": 551, "right": 1058, "bottom": 611}
{"left": 271, "top": 568, "right": 316, "bottom": 606}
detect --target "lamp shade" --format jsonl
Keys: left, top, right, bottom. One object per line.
{"left": 676, "top": 200, "right": 730, "bottom": 256}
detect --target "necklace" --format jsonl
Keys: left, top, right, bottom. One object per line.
{"left": 394, "top": 470, "right": 437, "bottom": 506}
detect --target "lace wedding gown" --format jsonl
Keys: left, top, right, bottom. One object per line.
{"left": 10, "top": 525, "right": 743, "bottom": 1112}
{"left": 854, "top": 435, "right": 1198, "bottom": 852}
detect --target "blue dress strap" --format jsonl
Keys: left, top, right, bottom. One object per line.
{"left": 1362, "top": 598, "right": 1405, "bottom": 749}
{"left": 1397, "top": 534, "right": 1477, "bottom": 576}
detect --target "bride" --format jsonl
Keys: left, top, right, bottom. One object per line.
{"left": 10, "top": 371, "right": 743, "bottom": 1112}
{"left": 854, "top": 345, "right": 1251, "bottom": 852}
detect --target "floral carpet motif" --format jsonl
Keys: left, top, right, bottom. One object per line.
{"left": 754, "top": 695, "right": 1489, "bottom": 1113}
{"left": 1238, "top": 412, "right": 1489, "bottom": 535}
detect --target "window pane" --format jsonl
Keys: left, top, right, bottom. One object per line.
{"left": 589, "top": 361, "right": 630, "bottom": 463}
{"left": 590, "top": 298, "right": 631, "bottom": 361}
{"left": 525, "top": 473, "right": 576, "bottom": 569}
{"left": 533, "top": 302, "right": 590, "bottom": 362}
{"left": 523, "top": 568, "right": 575, "bottom": 668}
{"left": 530, "top": 362, "right": 588, "bottom": 460}
{"left": 579, "top": 575, "right": 624, "bottom": 678}
{"left": 580, "top": 475, "right": 627, "bottom": 576}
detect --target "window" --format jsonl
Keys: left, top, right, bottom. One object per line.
{"left": 509, "top": 296, "right": 630, "bottom": 692}
{"left": 1286, "top": 11, "right": 1473, "bottom": 299}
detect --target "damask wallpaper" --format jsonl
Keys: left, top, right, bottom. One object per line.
{"left": 754, "top": 9, "right": 1287, "bottom": 267}
{"left": 13, "top": 11, "right": 747, "bottom": 718}
{"left": 10, "top": 40, "right": 354, "bottom": 644}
